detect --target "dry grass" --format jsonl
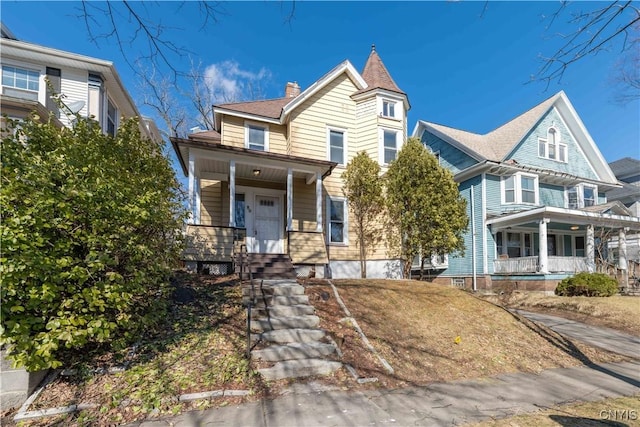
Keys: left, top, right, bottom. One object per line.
{"left": 323, "top": 279, "right": 627, "bottom": 389}
{"left": 468, "top": 394, "right": 640, "bottom": 426}
{"left": 485, "top": 293, "right": 640, "bottom": 336}
{"left": 2, "top": 276, "right": 631, "bottom": 426}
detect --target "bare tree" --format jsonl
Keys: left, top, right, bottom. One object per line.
{"left": 533, "top": 1, "right": 640, "bottom": 99}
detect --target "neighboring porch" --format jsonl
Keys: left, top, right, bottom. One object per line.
{"left": 487, "top": 205, "right": 640, "bottom": 290}
{"left": 173, "top": 137, "right": 337, "bottom": 276}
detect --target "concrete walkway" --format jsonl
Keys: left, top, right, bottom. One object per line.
{"left": 513, "top": 309, "right": 640, "bottom": 358}
{"left": 129, "top": 361, "right": 640, "bottom": 426}
{"left": 126, "top": 311, "right": 640, "bottom": 427}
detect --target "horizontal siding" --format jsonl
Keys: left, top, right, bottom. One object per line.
{"left": 183, "top": 225, "right": 234, "bottom": 262}
{"left": 509, "top": 107, "right": 599, "bottom": 180}
{"left": 292, "top": 178, "right": 317, "bottom": 231}
{"left": 200, "top": 180, "right": 222, "bottom": 226}
{"left": 420, "top": 131, "right": 477, "bottom": 175}
{"left": 289, "top": 231, "right": 328, "bottom": 264}
{"left": 444, "top": 176, "right": 481, "bottom": 276}
{"left": 539, "top": 183, "right": 565, "bottom": 208}
{"left": 485, "top": 174, "right": 502, "bottom": 218}
{"left": 60, "top": 68, "right": 88, "bottom": 126}
{"left": 221, "top": 116, "right": 287, "bottom": 154}
{"left": 289, "top": 73, "right": 357, "bottom": 162}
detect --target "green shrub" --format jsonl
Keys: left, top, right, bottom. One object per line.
{"left": 555, "top": 272, "right": 619, "bottom": 297}
{"left": 1, "top": 114, "right": 187, "bottom": 371}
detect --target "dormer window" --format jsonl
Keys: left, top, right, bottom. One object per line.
{"left": 245, "top": 121, "right": 269, "bottom": 151}
{"left": 538, "top": 127, "right": 567, "bottom": 162}
{"left": 567, "top": 184, "right": 597, "bottom": 209}
{"left": 382, "top": 100, "right": 396, "bottom": 118}
{"left": 502, "top": 173, "right": 539, "bottom": 205}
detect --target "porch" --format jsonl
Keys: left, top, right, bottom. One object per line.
{"left": 494, "top": 255, "right": 588, "bottom": 274}
{"left": 487, "top": 205, "right": 640, "bottom": 289}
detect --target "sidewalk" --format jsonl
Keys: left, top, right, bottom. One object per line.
{"left": 126, "top": 312, "right": 640, "bottom": 427}
{"left": 513, "top": 309, "right": 640, "bottom": 358}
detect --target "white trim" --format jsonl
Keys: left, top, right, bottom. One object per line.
{"left": 379, "top": 97, "right": 399, "bottom": 120}
{"left": 281, "top": 60, "right": 367, "bottom": 120}
{"left": 188, "top": 150, "right": 196, "bottom": 224}
{"left": 326, "top": 196, "right": 348, "bottom": 245}
{"left": 379, "top": 127, "right": 401, "bottom": 165}
{"left": 229, "top": 160, "right": 236, "bottom": 227}
{"left": 215, "top": 108, "right": 281, "bottom": 125}
{"left": 316, "top": 173, "right": 323, "bottom": 232}
{"left": 244, "top": 120, "right": 269, "bottom": 152}
{"left": 481, "top": 173, "right": 488, "bottom": 274}
{"left": 501, "top": 172, "right": 539, "bottom": 205}
{"left": 565, "top": 182, "right": 598, "bottom": 209}
{"left": 327, "top": 126, "right": 347, "bottom": 165}
{"left": 287, "top": 168, "right": 293, "bottom": 231}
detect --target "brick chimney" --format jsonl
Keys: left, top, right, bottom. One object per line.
{"left": 285, "top": 81, "right": 301, "bottom": 98}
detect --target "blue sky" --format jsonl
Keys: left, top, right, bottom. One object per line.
{"left": 2, "top": 1, "right": 639, "bottom": 171}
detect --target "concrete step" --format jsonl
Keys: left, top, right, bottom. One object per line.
{"left": 252, "top": 328, "right": 326, "bottom": 344}
{"left": 258, "top": 359, "right": 342, "bottom": 381}
{"left": 242, "top": 282, "right": 305, "bottom": 296}
{"left": 252, "top": 342, "right": 337, "bottom": 362}
{"left": 250, "top": 315, "right": 320, "bottom": 332}
{"left": 252, "top": 305, "right": 316, "bottom": 317}
{"left": 252, "top": 295, "right": 310, "bottom": 307}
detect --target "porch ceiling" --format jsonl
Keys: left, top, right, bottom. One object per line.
{"left": 198, "top": 157, "right": 307, "bottom": 182}
{"left": 487, "top": 206, "right": 640, "bottom": 230}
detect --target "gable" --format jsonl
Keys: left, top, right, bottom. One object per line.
{"left": 507, "top": 107, "right": 599, "bottom": 181}
{"left": 288, "top": 73, "right": 358, "bottom": 160}
{"left": 420, "top": 130, "right": 478, "bottom": 175}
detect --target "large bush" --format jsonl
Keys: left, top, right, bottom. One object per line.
{"left": 1, "top": 114, "right": 187, "bottom": 371}
{"left": 555, "top": 272, "right": 619, "bottom": 297}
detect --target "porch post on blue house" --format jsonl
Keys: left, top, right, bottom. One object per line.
{"left": 619, "top": 227, "right": 628, "bottom": 286}
{"left": 586, "top": 224, "right": 595, "bottom": 272}
{"left": 229, "top": 160, "right": 236, "bottom": 227}
{"left": 316, "top": 172, "right": 323, "bottom": 232}
{"left": 538, "top": 218, "right": 550, "bottom": 273}
{"left": 287, "top": 168, "right": 293, "bottom": 231}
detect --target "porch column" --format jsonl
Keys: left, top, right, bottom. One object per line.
{"left": 316, "top": 172, "right": 323, "bottom": 232}
{"left": 538, "top": 218, "right": 550, "bottom": 273}
{"left": 619, "top": 227, "right": 628, "bottom": 287}
{"left": 287, "top": 168, "right": 293, "bottom": 231}
{"left": 229, "top": 160, "right": 236, "bottom": 227}
{"left": 586, "top": 224, "right": 595, "bottom": 272}
{"left": 188, "top": 151, "right": 196, "bottom": 224}
{"left": 194, "top": 177, "right": 201, "bottom": 224}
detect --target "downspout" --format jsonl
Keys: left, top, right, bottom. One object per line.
{"left": 471, "top": 186, "right": 477, "bottom": 292}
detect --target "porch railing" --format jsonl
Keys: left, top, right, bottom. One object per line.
{"left": 494, "top": 256, "right": 588, "bottom": 274}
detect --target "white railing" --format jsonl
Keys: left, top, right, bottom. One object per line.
{"left": 548, "top": 256, "right": 588, "bottom": 273}
{"left": 494, "top": 256, "right": 589, "bottom": 274}
{"left": 494, "top": 256, "right": 538, "bottom": 273}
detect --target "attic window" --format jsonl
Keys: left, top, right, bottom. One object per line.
{"left": 244, "top": 121, "right": 269, "bottom": 151}
{"left": 382, "top": 100, "right": 395, "bottom": 118}
{"left": 538, "top": 127, "right": 567, "bottom": 163}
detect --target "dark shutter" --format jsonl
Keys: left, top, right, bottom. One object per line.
{"left": 46, "top": 67, "right": 61, "bottom": 117}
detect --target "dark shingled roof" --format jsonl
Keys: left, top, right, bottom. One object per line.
{"left": 609, "top": 157, "right": 640, "bottom": 180}
{"left": 215, "top": 97, "right": 291, "bottom": 120}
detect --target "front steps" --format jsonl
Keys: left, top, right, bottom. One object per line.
{"left": 236, "top": 254, "right": 297, "bottom": 280}
{"left": 245, "top": 279, "right": 341, "bottom": 381}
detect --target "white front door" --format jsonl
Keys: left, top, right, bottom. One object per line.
{"left": 253, "top": 195, "right": 282, "bottom": 253}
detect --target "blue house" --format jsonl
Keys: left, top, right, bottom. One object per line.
{"left": 412, "top": 91, "right": 640, "bottom": 292}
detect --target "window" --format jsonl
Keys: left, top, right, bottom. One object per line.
{"left": 504, "top": 176, "right": 515, "bottom": 203}
{"left": 566, "top": 184, "right": 598, "bottom": 209}
{"left": 502, "top": 173, "right": 538, "bottom": 205}
{"left": 538, "top": 127, "right": 568, "bottom": 163}
{"left": 245, "top": 122, "right": 268, "bottom": 151}
{"left": 382, "top": 100, "right": 395, "bottom": 118}
{"left": 382, "top": 129, "right": 398, "bottom": 164}
{"left": 496, "top": 231, "right": 534, "bottom": 258}
{"left": 575, "top": 236, "right": 585, "bottom": 257}
{"left": 328, "top": 128, "right": 345, "bottom": 164}
{"left": 235, "top": 194, "right": 245, "bottom": 228}
{"left": 106, "top": 98, "right": 117, "bottom": 137}
{"left": 2, "top": 65, "right": 39, "bottom": 100}
{"left": 327, "top": 198, "right": 347, "bottom": 244}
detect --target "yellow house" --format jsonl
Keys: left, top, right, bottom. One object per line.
{"left": 171, "top": 46, "right": 410, "bottom": 278}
